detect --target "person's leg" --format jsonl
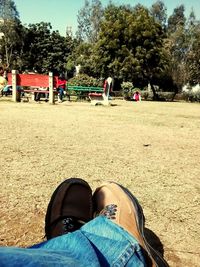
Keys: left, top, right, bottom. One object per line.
{"left": 0, "top": 179, "right": 168, "bottom": 267}
{"left": 0, "top": 216, "right": 146, "bottom": 267}
{"left": 93, "top": 182, "right": 169, "bottom": 267}
{"left": 81, "top": 216, "right": 146, "bottom": 267}
{"left": 0, "top": 230, "right": 100, "bottom": 267}
{"left": 0, "top": 178, "right": 95, "bottom": 267}
{"left": 42, "top": 178, "right": 146, "bottom": 266}
{"left": 0, "top": 178, "right": 146, "bottom": 267}
{"left": 58, "top": 88, "right": 64, "bottom": 101}
{"left": 37, "top": 216, "right": 147, "bottom": 266}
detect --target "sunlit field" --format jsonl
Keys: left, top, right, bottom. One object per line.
{"left": 0, "top": 100, "right": 199, "bottom": 266}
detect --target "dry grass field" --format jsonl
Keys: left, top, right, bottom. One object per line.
{"left": 0, "top": 99, "right": 199, "bottom": 266}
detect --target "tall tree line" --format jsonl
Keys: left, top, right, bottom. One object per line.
{"left": 75, "top": 0, "right": 200, "bottom": 95}
{"left": 0, "top": 0, "right": 199, "bottom": 92}
{"left": 0, "top": 0, "right": 77, "bottom": 74}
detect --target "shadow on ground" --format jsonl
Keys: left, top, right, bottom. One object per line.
{"left": 144, "top": 228, "right": 164, "bottom": 255}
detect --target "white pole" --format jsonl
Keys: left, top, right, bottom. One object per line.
{"left": 12, "top": 70, "right": 18, "bottom": 102}
{"left": 49, "top": 72, "right": 54, "bottom": 104}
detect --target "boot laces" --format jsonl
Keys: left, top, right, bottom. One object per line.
{"left": 62, "top": 217, "right": 85, "bottom": 233}
{"left": 99, "top": 204, "right": 117, "bottom": 220}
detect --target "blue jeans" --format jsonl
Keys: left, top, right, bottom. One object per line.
{"left": 58, "top": 87, "right": 64, "bottom": 100}
{"left": 0, "top": 217, "right": 146, "bottom": 267}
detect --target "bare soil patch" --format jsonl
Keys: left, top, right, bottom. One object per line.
{"left": 0, "top": 100, "right": 199, "bottom": 266}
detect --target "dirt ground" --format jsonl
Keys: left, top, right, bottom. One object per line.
{"left": 0, "top": 99, "right": 199, "bottom": 266}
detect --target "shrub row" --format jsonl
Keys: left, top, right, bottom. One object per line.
{"left": 67, "top": 76, "right": 200, "bottom": 102}
{"left": 182, "top": 91, "right": 200, "bottom": 102}
{"left": 68, "top": 74, "right": 103, "bottom": 87}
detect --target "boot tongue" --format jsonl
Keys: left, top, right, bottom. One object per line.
{"left": 61, "top": 184, "right": 92, "bottom": 222}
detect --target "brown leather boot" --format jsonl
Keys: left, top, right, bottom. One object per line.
{"left": 93, "top": 182, "right": 169, "bottom": 267}
{"left": 45, "top": 178, "right": 93, "bottom": 240}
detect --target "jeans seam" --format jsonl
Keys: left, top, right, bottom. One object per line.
{"left": 112, "top": 243, "right": 135, "bottom": 267}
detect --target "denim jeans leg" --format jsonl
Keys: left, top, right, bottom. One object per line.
{"left": 0, "top": 231, "right": 100, "bottom": 267}
{"left": 81, "top": 216, "right": 146, "bottom": 267}
{"left": 0, "top": 217, "right": 146, "bottom": 267}
{"left": 58, "top": 88, "right": 64, "bottom": 100}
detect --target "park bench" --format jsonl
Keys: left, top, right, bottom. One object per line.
{"left": 1, "top": 86, "right": 54, "bottom": 102}
{"left": 7, "top": 71, "right": 58, "bottom": 104}
{"left": 67, "top": 85, "right": 103, "bottom": 101}
{"left": 88, "top": 77, "right": 113, "bottom": 106}
{"left": 23, "top": 87, "right": 50, "bottom": 102}
{"left": 6, "top": 71, "right": 113, "bottom": 105}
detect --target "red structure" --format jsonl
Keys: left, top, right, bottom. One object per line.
{"left": 9, "top": 71, "right": 58, "bottom": 104}
{"left": 7, "top": 73, "right": 58, "bottom": 88}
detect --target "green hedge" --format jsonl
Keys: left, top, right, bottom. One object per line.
{"left": 68, "top": 74, "right": 103, "bottom": 87}
{"left": 183, "top": 91, "right": 200, "bottom": 102}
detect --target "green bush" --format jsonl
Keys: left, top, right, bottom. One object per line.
{"left": 183, "top": 91, "right": 200, "bottom": 102}
{"left": 68, "top": 74, "right": 103, "bottom": 87}
{"left": 140, "top": 91, "right": 150, "bottom": 100}
{"left": 121, "top": 82, "right": 133, "bottom": 98}
{"left": 158, "top": 92, "right": 175, "bottom": 101}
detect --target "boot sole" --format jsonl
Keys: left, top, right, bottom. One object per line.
{"left": 116, "top": 183, "right": 169, "bottom": 267}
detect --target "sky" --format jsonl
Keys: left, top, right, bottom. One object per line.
{"left": 14, "top": 0, "right": 200, "bottom": 36}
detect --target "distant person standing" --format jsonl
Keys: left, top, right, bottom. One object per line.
{"left": 57, "top": 75, "right": 66, "bottom": 103}
{"left": 0, "top": 67, "right": 7, "bottom": 96}
{"left": 133, "top": 91, "right": 141, "bottom": 101}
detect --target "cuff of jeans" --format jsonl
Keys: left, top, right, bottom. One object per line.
{"left": 113, "top": 242, "right": 146, "bottom": 267}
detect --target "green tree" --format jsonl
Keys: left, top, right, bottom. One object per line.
{"left": 64, "top": 35, "right": 80, "bottom": 78}
{"left": 185, "top": 14, "right": 200, "bottom": 85}
{"left": 93, "top": 4, "right": 166, "bottom": 98}
{"left": 74, "top": 42, "right": 95, "bottom": 76}
{"left": 21, "top": 22, "right": 71, "bottom": 74}
{"left": 76, "top": 0, "right": 103, "bottom": 43}
{"left": 150, "top": 0, "right": 167, "bottom": 29}
{"left": 166, "top": 5, "right": 187, "bottom": 90}
{"left": 0, "top": 0, "right": 22, "bottom": 68}
{"left": 0, "top": 0, "right": 19, "bottom": 19}
{"left": 168, "top": 5, "right": 186, "bottom": 34}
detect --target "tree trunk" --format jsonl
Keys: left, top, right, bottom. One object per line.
{"left": 150, "top": 82, "right": 159, "bottom": 101}
{"left": 170, "top": 88, "right": 178, "bottom": 102}
{"left": 5, "top": 41, "right": 9, "bottom": 68}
